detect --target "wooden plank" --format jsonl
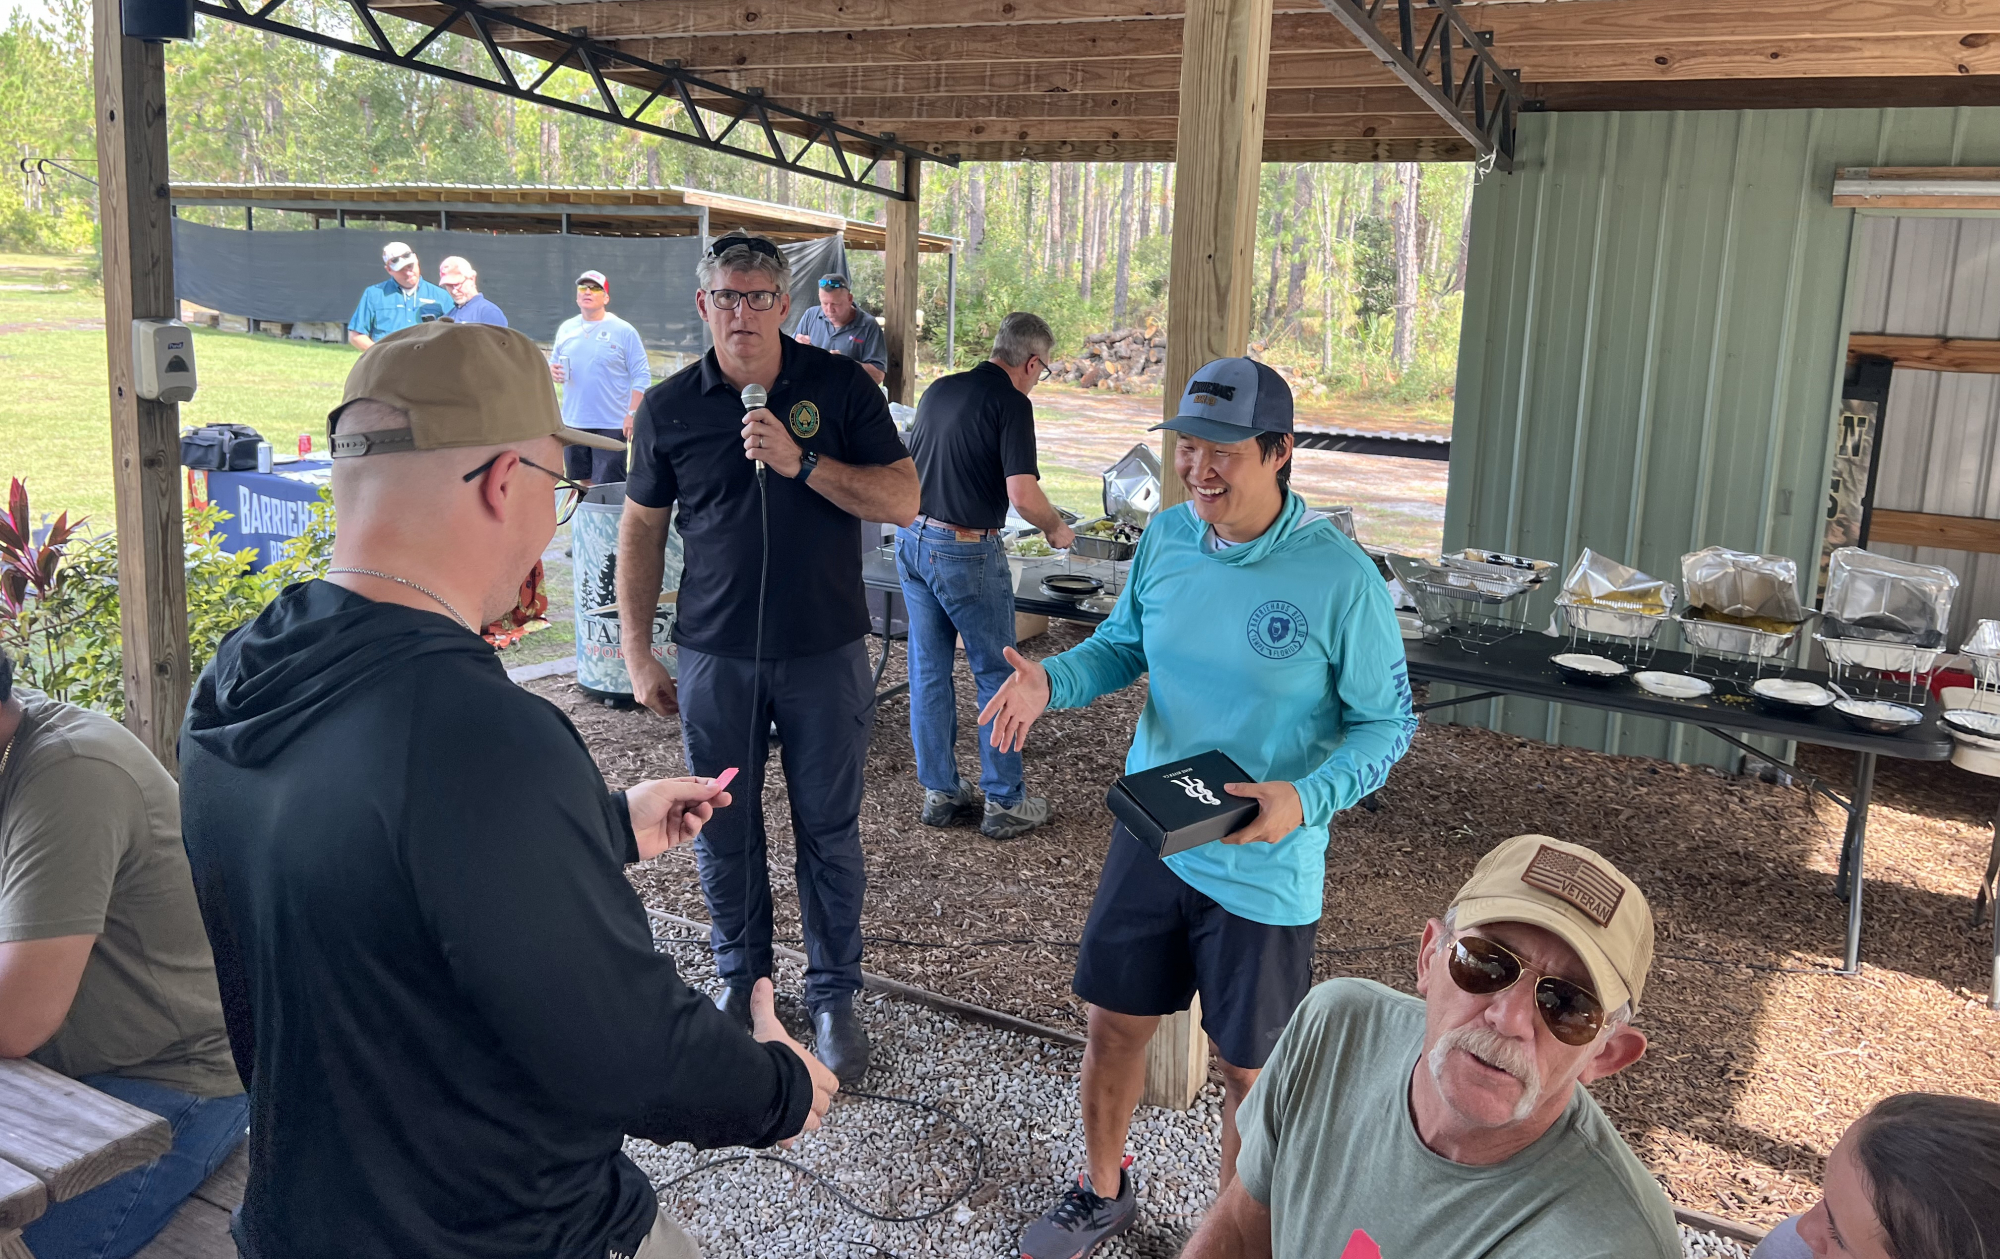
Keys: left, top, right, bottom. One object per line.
{"left": 0, "top": 1159, "right": 46, "bottom": 1232}
{"left": 870, "top": 114, "right": 1455, "bottom": 146}
{"left": 131, "top": 1193, "right": 235, "bottom": 1259}
{"left": 0, "top": 1059, "right": 171, "bottom": 1203}
{"left": 1142, "top": 0, "right": 1272, "bottom": 1105}
{"left": 1, "top": 1230, "right": 33, "bottom": 1259}
{"left": 93, "top": 0, "right": 189, "bottom": 769}
{"left": 731, "top": 86, "right": 1434, "bottom": 122}
{"left": 1847, "top": 333, "right": 2000, "bottom": 374}
{"left": 1535, "top": 73, "right": 2000, "bottom": 113}
{"left": 916, "top": 137, "right": 1477, "bottom": 162}
{"left": 1673, "top": 1206, "right": 1769, "bottom": 1246}
{"left": 882, "top": 154, "right": 921, "bottom": 408}
{"left": 1869, "top": 509, "right": 2000, "bottom": 555}
{"left": 190, "top": 1144, "right": 246, "bottom": 1212}
{"left": 1507, "top": 34, "right": 2000, "bottom": 81}
{"left": 1140, "top": 997, "right": 1206, "bottom": 1110}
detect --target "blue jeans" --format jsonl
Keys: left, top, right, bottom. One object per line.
{"left": 895, "top": 524, "right": 1023, "bottom": 807}
{"left": 21, "top": 1074, "right": 249, "bottom": 1259}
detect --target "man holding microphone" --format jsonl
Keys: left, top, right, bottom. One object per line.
{"left": 617, "top": 234, "right": 918, "bottom": 1086}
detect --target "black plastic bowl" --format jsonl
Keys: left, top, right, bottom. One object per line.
{"left": 1039, "top": 574, "right": 1104, "bottom": 601}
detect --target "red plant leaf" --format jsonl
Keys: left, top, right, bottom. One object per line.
{"left": 0, "top": 568, "right": 25, "bottom": 615}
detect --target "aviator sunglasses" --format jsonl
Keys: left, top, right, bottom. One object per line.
{"left": 1446, "top": 934, "right": 1606, "bottom": 1047}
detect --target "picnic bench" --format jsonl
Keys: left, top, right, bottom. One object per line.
{"left": 0, "top": 1058, "right": 171, "bottom": 1258}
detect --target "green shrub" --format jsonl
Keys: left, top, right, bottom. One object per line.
{"left": 0, "top": 480, "right": 335, "bottom": 719}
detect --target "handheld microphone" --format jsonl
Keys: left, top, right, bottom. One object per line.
{"left": 741, "top": 383, "right": 767, "bottom": 477}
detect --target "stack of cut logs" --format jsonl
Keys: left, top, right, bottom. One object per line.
{"left": 1049, "top": 325, "right": 1168, "bottom": 392}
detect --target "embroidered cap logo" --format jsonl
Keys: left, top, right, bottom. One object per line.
{"left": 1520, "top": 843, "right": 1627, "bottom": 927}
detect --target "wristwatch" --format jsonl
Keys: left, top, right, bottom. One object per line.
{"left": 796, "top": 449, "right": 820, "bottom": 484}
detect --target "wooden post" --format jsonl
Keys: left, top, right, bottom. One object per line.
{"left": 883, "top": 153, "right": 922, "bottom": 406}
{"left": 1138, "top": 0, "right": 1273, "bottom": 1108}
{"left": 93, "top": 0, "right": 190, "bottom": 770}
{"left": 1157, "top": 0, "right": 1274, "bottom": 510}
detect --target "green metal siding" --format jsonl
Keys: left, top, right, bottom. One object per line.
{"left": 1446, "top": 107, "right": 2000, "bottom": 763}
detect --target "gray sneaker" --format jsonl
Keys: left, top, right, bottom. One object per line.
{"left": 921, "top": 784, "right": 982, "bottom": 828}
{"left": 981, "top": 794, "right": 1051, "bottom": 841}
{"left": 1019, "top": 1163, "right": 1136, "bottom": 1259}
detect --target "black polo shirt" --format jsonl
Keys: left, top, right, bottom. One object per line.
{"left": 905, "top": 361, "right": 1040, "bottom": 530}
{"left": 627, "top": 339, "right": 907, "bottom": 659}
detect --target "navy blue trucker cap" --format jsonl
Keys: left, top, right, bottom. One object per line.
{"left": 1151, "top": 357, "right": 1294, "bottom": 443}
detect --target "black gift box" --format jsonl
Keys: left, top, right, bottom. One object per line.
{"left": 1105, "top": 749, "right": 1260, "bottom": 858}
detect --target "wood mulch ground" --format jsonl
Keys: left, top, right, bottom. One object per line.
{"left": 529, "top": 621, "right": 2000, "bottom": 1229}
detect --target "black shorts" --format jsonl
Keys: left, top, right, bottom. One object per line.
{"left": 564, "top": 436, "right": 627, "bottom": 485}
{"left": 1072, "top": 823, "right": 1317, "bottom": 1069}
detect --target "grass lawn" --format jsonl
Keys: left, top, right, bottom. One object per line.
{"left": 0, "top": 255, "right": 358, "bottom": 525}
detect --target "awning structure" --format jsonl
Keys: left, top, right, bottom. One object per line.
{"left": 169, "top": 183, "right": 959, "bottom": 251}
{"left": 192, "top": 0, "right": 2000, "bottom": 177}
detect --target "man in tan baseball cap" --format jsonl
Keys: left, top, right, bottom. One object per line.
{"left": 176, "top": 318, "right": 838, "bottom": 1259}
{"left": 1180, "top": 833, "right": 1678, "bottom": 1259}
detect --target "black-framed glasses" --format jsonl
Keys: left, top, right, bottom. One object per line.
{"left": 708, "top": 234, "right": 783, "bottom": 261}
{"left": 463, "top": 453, "right": 586, "bottom": 525}
{"left": 1030, "top": 355, "right": 1052, "bottom": 383}
{"left": 707, "top": 288, "right": 781, "bottom": 311}
{"left": 1445, "top": 935, "right": 1606, "bottom": 1047}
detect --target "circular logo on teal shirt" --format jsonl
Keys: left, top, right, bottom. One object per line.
{"left": 1247, "top": 600, "right": 1309, "bottom": 660}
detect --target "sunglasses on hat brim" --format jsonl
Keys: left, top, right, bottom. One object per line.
{"left": 1445, "top": 934, "right": 1606, "bottom": 1047}
{"left": 818, "top": 277, "right": 848, "bottom": 289}
{"left": 708, "top": 234, "right": 783, "bottom": 261}
{"left": 385, "top": 253, "right": 417, "bottom": 269}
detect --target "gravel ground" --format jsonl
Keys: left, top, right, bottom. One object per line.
{"left": 630, "top": 936, "right": 1758, "bottom": 1259}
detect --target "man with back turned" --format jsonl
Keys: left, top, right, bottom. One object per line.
{"left": 618, "top": 233, "right": 919, "bottom": 1087}
{"left": 178, "top": 321, "right": 835, "bottom": 1259}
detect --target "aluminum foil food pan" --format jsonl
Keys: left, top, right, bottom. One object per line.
{"left": 1821, "top": 546, "right": 1957, "bottom": 645}
{"left": 1442, "top": 549, "right": 1557, "bottom": 588}
{"left": 1678, "top": 611, "right": 1805, "bottom": 659}
{"left": 1962, "top": 619, "right": 2000, "bottom": 687}
{"left": 1101, "top": 443, "right": 1162, "bottom": 526}
{"left": 1386, "top": 554, "right": 1533, "bottom": 609}
{"left": 1680, "top": 546, "right": 1804, "bottom": 623}
{"left": 1814, "top": 633, "right": 1947, "bottom": 675}
{"left": 1560, "top": 547, "right": 1673, "bottom": 612}
{"left": 1069, "top": 516, "right": 1139, "bottom": 562}
{"left": 1557, "top": 595, "right": 1673, "bottom": 642}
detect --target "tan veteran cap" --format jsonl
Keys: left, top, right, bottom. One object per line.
{"left": 329, "top": 321, "right": 624, "bottom": 457}
{"left": 1448, "top": 834, "right": 1655, "bottom": 1014}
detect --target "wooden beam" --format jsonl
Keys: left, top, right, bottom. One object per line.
{"left": 910, "top": 136, "right": 1475, "bottom": 161}
{"left": 93, "top": 0, "right": 190, "bottom": 771}
{"left": 1868, "top": 508, "right": 2000, "bottom": 555}
{"left": 1503, "top": 34, "right": 2000, "bottom": 81}
{"left": 872, "top": 114, "right": 1457, "bottom": 145}
{"left": 1847, "top": 333, "right": 2000, "bottom": 373}
{"left": 1139, "top": 0, "right": 1272, "bottom": 1108}
{"left": 670, "top": 49, "right": 1402, "bottom": 98}
{"left": 0, "top": 1059, "right": 172, "bottom": 1203}
{"left": 0, "top": 1160, "right": 45, "bottom": 1233}
{"left": 748, "top": 86, "right": 1435, "bottom": 122}
{"left": 1533, "top": 73, "right": 2000, "bottom": 112}
{"left": 882, "top": 154, "right": 921, "bottom": 407}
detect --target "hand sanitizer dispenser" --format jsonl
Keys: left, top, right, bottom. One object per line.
{"left": 132, "top": 319, "right": 198, "bottom": 404}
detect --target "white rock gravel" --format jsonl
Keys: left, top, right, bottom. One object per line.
{"left": 633, "top": 938, "right": 1756, "bottom": 1259}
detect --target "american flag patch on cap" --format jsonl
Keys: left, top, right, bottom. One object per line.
{"left": 1521, "top": 843, "right": 1626, "bottom": 927}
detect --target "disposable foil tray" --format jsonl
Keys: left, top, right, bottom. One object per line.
{"left": 1069, "top": 516, "right": 1139, "bottom": 562}
{"left": 1962, "top": 619, "right": 2000, "bottom": 688}
{"left": 1442, "top": 549, "right": 1557, "bottom": 588}
{"left": 1815, "top": 633, "right": 1947, "bottom": 676}
{"left": 1556, "top": 595, "right": 1674, "bottom": 642}
{"left": 1386, "top": 554, "right": 1534, "bottom": 610}
{"left": 1678, "top": 611, "right": 1807, "bottom": 659}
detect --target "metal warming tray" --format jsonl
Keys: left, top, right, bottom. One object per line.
{"left": 1556, "top": 594, "right": 1676, "bottom": 642}
{"left": 1678, "top": 610, "right": 1812, "bottom": 659}
{"left": 1962, "top": 619, "right": 2000, "bottom": 688}
{"left": 1069, "top": 516, "right": 1139, "bottom": 562}
{"left": 1442, "top": 549, "right": 1558, "bottom": 587}
{"left": 1814, "top": 633, "right": 1948, "bottom": 676}
{"left": 1390, "top": 554, "right": 1537, "bottom": 605}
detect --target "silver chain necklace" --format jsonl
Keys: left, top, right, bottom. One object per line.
{"left": 327, "top": 567, "right": 473, "bottom": 631}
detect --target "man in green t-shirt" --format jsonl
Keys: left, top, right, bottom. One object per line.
{"left": 0, "top": 650, "right": 247, "bottom": 1259}
{"left": 1182, "top": 834, "right": 1681, "bottom": 1259}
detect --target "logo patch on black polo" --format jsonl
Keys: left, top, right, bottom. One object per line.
{"left": 789, "top": 400, "right": 821, "bottom": 439}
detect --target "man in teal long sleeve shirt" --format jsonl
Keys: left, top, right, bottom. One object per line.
{"left": 984, "top": 358, "right": 1416, "bottom": 1259}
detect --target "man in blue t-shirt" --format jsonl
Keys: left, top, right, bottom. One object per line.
{"left": 550, "top": 270, "right": 652, "bottom": 486}
{"left": 437, "top": 257, "right": 507, "bottom": 328}
{"left": 983, "top": 359, "right": 1418, "bottom": 1259}
{"left": 792, "top": 274, "right": 887, "bottom": 385}
{"left": 348, "top": 241, "right": 452, "bottom": 351}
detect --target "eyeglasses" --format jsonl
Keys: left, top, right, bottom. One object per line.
{"left": 1445, "top": 935, "right": 1606, "bottom": 1047}
{"left": 708, "top": 234, "right": 783, "bottom": 261}
{"left": 577, "top": 284, "right": 605, "bottom": 295}
{"left": 707, "top": 288, "right": 781, "bottom": 311}
{"left": 1030, "top": 355, "right": 1052, "bottom": 383}
{"left": 462, "top": 453, "right": 587, "bottom": 525}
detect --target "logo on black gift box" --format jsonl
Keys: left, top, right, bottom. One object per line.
{"left": 1167, "top": 773, "right": 1220, "bottom": 806}
{"left": 1247, "top": 600, "right": 1309, "bottom": 660}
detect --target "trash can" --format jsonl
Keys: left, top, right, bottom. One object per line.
{"left": 570, "top": 483, "right": 682, "bottom": 704}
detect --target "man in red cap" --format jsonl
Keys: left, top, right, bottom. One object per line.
{"left": 550, "top": 269, "right": 651, "bottom": 486}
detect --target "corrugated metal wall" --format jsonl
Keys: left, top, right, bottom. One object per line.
{"left": 1446, "top": 107, "right": 2000, "bottom": 763}
{"left": 1851, "top": 215, "right": 2000, "bottom": 646}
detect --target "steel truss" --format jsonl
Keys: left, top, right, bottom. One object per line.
{"left": 1317, "top": 0, "right": 1522, "bottom": 172}
{"left": 191, "top": 0, "right": 953, "bottom": 198}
